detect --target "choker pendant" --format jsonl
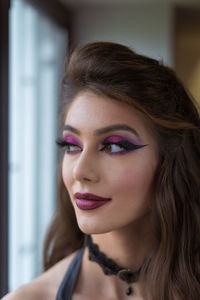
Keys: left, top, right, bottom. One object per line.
{"left": 126, "top": 287, "right": 132, "bottom": 296}
{"left": 117, "top": 268, "right": 138, "bottom": 296}
{"left": 86, "top": 235, "right": 142, "bottom": 297}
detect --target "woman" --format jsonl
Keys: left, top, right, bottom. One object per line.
{"left": 4, "top": 42, "right": 200, "bottom": 300}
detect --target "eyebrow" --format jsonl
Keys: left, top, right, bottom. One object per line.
{"left": 63, "top": 124, "right": 140, "bottom": 137}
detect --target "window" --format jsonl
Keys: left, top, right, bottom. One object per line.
{"left": 9, "top": 0, "right": 68, "bottom": 290}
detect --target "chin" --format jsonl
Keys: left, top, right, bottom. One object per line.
{"left": 77, "top": 218, "right": 113, "bottom": 235}
{"left": 78, "top": 223, "right": 107, "bottom": 235}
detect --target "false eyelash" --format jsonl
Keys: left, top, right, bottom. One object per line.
{"left": 56, "top": 137, "right": 68, "bottom": 147}
{"left": 56, "top": 137, "right": 81, "bottom": 152}
{"left": 101, "top": 140, "right": 146, "bottom": 151}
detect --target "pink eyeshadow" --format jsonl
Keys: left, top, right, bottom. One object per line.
{"left": 63, "top": 135, "right": 82, "bottom": 147}
{"left": 104, "top": 135, "right": 141, "bottom": 145}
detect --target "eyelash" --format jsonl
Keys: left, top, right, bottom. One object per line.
{"left": 56, "top": 137, "right": 145, "bottom": 155}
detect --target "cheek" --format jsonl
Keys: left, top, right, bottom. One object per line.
{"left": 62, "top": 158, "right": 71, "bottom": 189}
{"left": 111, "top": 169, "right": 143, "bottom": 191}
{"left": 108, "top": 164, "right": 156, "bottom": 196}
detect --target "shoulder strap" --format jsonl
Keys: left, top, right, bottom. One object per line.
{"left": 56, "top": 247, "right": 85, "bottom": 300}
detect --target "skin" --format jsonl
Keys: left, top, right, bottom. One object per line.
{"left": 3, "top": 91, "right": 158, "bottom": 300}
{"left": 62, "top": 92, "right": 158, "bottom": 237}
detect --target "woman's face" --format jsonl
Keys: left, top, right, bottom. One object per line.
{"left": 62, "top": 91, "right": 158, "bottom": 234}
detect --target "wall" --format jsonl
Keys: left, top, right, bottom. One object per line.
{"left": 175, "top": 7, "right": 200, "bottom": 106}
{"left": 71, "top": 2, "right": 173, "bottom": 66}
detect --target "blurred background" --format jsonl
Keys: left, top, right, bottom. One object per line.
{"left": 0, "top": 0, "right": 200, "bottom": 297}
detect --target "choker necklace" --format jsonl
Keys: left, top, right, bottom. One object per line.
{"left": 85, "top": 235, "right": 142, "bottom": 296}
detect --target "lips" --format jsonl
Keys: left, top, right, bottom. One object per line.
{"left": 74, "top": 192, "right": 111, "bottom": 201}
{"left": 74, "top": 192, "right": 111, "bottom": 210}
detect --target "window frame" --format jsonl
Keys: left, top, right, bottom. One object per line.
{"left": 0, "top": 0, "right": 10, "bottom": 297}
{"left": 26, "top": 0, "right": 73, "bottom": 31}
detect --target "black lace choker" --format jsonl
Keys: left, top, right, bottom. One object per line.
{"left": 85, "top": 235, "right": 142, "bottom": 296}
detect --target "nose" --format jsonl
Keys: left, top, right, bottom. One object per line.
{"left": 72, "top": 150, "right": 100, "bottom": 183}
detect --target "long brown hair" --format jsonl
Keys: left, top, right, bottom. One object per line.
{"left": 43, "top": 42, "right": 200, "bottom": 300}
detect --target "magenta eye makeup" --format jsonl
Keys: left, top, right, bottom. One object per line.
{"left": 56, "top": 134, "right": 148, "bottom": 155}
{"left": 63, "top": 135, "right": 82, "bottom": 146}
{"left": 100, "top": 135, "right": 148, "bottom": 155}
{"left": 56, "top": 135, "right": 82, "bottom": 154}
{"left": 103, "top": 135, "right": 140, "bottom": 144}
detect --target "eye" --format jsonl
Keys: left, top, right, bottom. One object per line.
{"left": 99, "top": 141, "right": 147, "bottom": 155}
{"left": 100, "top": 143, "right": 124, "bottom": 153}
{"left": 65, "top": 143, "right": 81, "bottom": 154}
{"left": 56, "top": 137, "right": 82, "bottom": 154}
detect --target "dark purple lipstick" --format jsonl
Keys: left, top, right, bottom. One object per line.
{"left": 74, "top": 192, "right": 111, "bottom": 210}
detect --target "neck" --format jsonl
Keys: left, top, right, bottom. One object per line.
{"left": 90, "top": 217, "right": 156, "bottom": 271}
{"left": 79, "top": 218, "right": 156, "bottom": 299}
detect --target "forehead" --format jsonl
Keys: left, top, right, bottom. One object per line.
{"left": 65, "top": 91, "right": 155, "bottom": 141}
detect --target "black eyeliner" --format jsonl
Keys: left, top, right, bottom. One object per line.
{"left": 102, "top": 141, "right": 148, "bottom": 151}
{"left": 56, "top": 137, "right": 67, "bottom": 147}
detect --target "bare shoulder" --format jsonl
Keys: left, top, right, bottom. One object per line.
{"left": 1, "top": 250, "right": 79, "bottom": 300}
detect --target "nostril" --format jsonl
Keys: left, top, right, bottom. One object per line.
{"left": 83, "top": 177, "right": 92, "bottom": 182}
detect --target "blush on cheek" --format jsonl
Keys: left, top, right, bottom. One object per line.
{"left": 113, "top": 169, "right": 144, "bottom": 191}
